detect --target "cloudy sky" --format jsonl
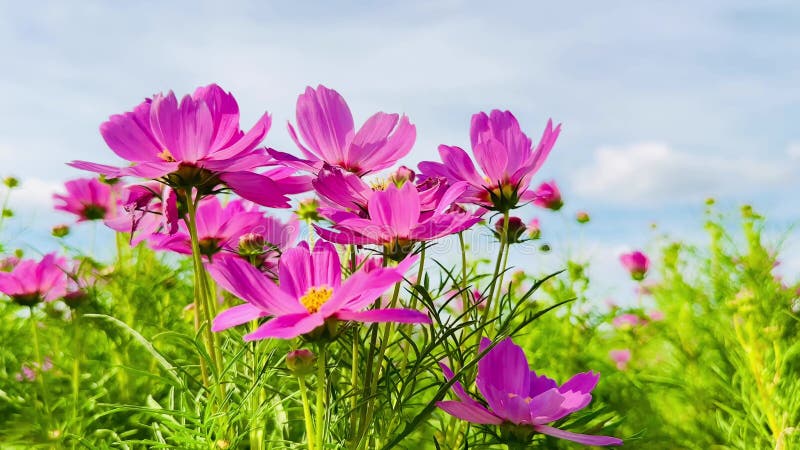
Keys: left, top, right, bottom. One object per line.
{"left": 2, "top": 1, "right": 799, "bottom": 299}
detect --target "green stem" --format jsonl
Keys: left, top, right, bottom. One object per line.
{"left": 458, "top": 232, "right": 469, "bottom": 307}
{"left": 350, "top": 330, "right": 359, "bottom": 430}
{"left": 71, "top": 311, "right": 82, "bottom": 429}
{"left": 315, "top": 346, "right": 327, "bottom": 447}
{"left": 29, "top": 308, "right": 50, "bottom": 415}
{"left": 184, "top": 191, "right": 224, "bottom": 398}
{"left": 298, "top": 376, "right": 316, "bottom": 450}
{"left": 479, "top": 210, "right": 510, "bottom": 335}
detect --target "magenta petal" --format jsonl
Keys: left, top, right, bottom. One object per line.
{"left": 335, "top": 308, "right": 431, "bottom": 324}
{"left": 295, "top": 85, "right": 354, "bottom": 163}
{"left": 560, "top": 371, "right": 600, "bottom": 395}
{"left": 244, "top": 313, "right": 325, "bottom": 340}
{"left": 440, "top": 362, "right": 482, "bottom": 406}
{"left": 219, "top": 172, "right": 290, "bottom": 208}
{"left": 367, "top": 182, "right": 420, "bottom": 236}
{"left": 205, "top": 257, "right": 303, "bottom": 315}
{"left": 473, "top": 138, "right": 508, "bottom": 183}
{"left": 436, "top": 401, "right": 503, "bottom": 425}
{"left": 212, "top": 112, "right": 271, "bottom": 161}
{"left": 476, "top": 337, "right": 531, "bottom": 399}
{"left": 529, "top": 371, "right": 559, "bottom": 398}
{"left": 68, "top": 161, "right": 123, "bottom": 177}
{"left": 533, "top": 425, "right": 623, "bottom": 446}
{"left": 278, "top": 244, "right": 314, "bottom": 298}
{"left": 212, "top": 303, "right": 268, "bottom": 331}
{"left": 121, "top": 162, "right": 180, "bottom": 179}
{"left": 100, "top": 100, "right": 162, "bottom": 163}
{"left": 310, "top": 241, "right": 341, "bottom": 288}
{"left": 438, "top": 145, "right": 484, "bottom": 186}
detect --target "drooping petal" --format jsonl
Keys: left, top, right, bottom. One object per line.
{"left": 219, "top": 172, "right": 291, "bottom": 208}
{"left": 335, "top": 308, "right": 430, "bottom": 324}
{"left": 436, "top": 401, "right": 503, "bottom": 425}
{"left": 440, "top": 362, "right": 483, "bottom": 406}
{"left": 212, "top": 303, "right": 269, "bottom": 331}
{"left": 244, "top": 312, "right": 325, "bottom": 340}
{"left": 67, "top": 161, "right": 124, "bottom": 177}
{"left": 533, "top": 425, "right": 623, "bottom": 446}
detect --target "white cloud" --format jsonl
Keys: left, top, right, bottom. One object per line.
{"left": 788, "top": 142, "right": 800, "bottom": 160}
{"left": 571, "top": 142, "right": 798, "bottom": 207}
{"left": 7, "top": 177, "right": 61, "bottom": 212}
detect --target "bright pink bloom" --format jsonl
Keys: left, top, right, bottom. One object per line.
{"left": 437, "top": 338, "right": 622, "bottom": 446}
{"left": 313, "top": 167, "right": 450, "bottom": 220}
{"left": 314, "top": 182, "right": 480, "bottom": 260}
{"left": 609, "top": 349, "right": 631, "bottom": 370}
{"left": 270, "top": 85, "right": 416, "bottom": 176}
{"left": 0, "top": 253, "right": 68, "bottom": 306}
{"left": 68, "top": 84, "right": 291, "bottom": 207}
{"left": 532, "top": 180, "right": 563, "bottom": 211}
{"left": 620, "top": 250, "right": 650, "bottom": 281}
{"left": 149, "top": 197, "right": 263, "bottom": 257}
{"left": 612, "top": 313, "right": 644, "bottom": 329}
{"left": 647, "top": 310, "right": 665, "bottom": 321}
{"left": 15, "top": 357, "right": 54, "bottom": 382}
{"left": 53, "top": 178, "right": 119, "bottom": 222}
{"left": 207, "top": 241, "right": 429, "bottom": 340}
{"left": 419, "top": 110, "right": 560, "bottom": 211}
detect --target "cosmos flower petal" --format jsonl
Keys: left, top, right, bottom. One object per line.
{"left": 436, "top": 401, "right": 503, "bottom": 425}
{"left": 335, "top": 308, "right": 430, "bottom": 324}
{"left": 212, "top": 303, "right": 269, "bottom": 332}
{"left": 533, "top": 425, "right": 623, "bottom": 446}
{"left": 244, "top": 313, "right": 324, "bottom": 341}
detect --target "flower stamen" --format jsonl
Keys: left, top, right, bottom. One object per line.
{"left": 300, "top": 286, "right": 333, "bottom": 313}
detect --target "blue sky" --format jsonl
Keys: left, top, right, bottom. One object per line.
{"left": 1, "top": 1, "right": 799, "bottom": 300}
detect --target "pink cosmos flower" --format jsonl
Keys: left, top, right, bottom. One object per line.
{"left": 15, "top": 357, "right": 54, "bottom": 382}
{"left": 207, "top": 241, "right": 429, "bottom": 340}
{"left": 269, "top": 85, "right": 416, "bottom": 176}
{"left": 0, "top": 253, "right": 68, "bottom": 306}
{"left": 437, "top": 337, "right": 622, "bottom": 446}
{"left": 235, "top": 213, "right": 301, "bottom": 274}
{"left": 53, "top": 178, "right": 120, "bottom": 222}
{"left": 149, "top": 197, "right": 263, "bottom": 257}
{"left": 314, "top": 182, "right": 480, "bottom": 260}
{"left": 68, "top": 84, "right": 291, "bottom": 207}
{"left": 313, "top": 166, "right": 450, "bottom": 220}
{"left": 532, "top": 180, "right": 563, "bottom": 211}
{"left": 647, "top": 310, "right": 665, "bottom": 321}
{"left": 527, "top": 218, "right": 541, "bottom": 240}
{"left": 609, "top": 349, "right": 631, "bottom": 370}
{"left": 612, "top": 313, "right": 644, "bottom": 329}
{"left": 620, "top": 250, "right": 650, "bottom": 281}
{"left": 419, "top": 110, "right": 560, "bottom": 211}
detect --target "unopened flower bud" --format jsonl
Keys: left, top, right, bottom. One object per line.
{"left": 532, "top": 181, "right": 563, "bottom": 211}
{"left": 238, "top": 232, "right": 265, "bottom": 255}
{"left": 52, "top": 224, "right": 70, "bottom": 238}
{"left": 620, "top": 250, "right": 649, "bottom": 281}
{"left": 4, "top": 177, "right": 19, "bottom": 189}
{"left": 539, "top": 243, "right": 551, "bottom": 253}
{"left": 295, "top": 198, "right": 321, "bottom": 222}
{"left": 494, "top": 216, "right": 525, "bottom": 243}
{"left": 286, "top": 349, "right": 316, "bottom": 376}
{"left": 527, "top": 218, "right": 541, "bottom": 240}
{"left": 389, "top": 166, "right": 415, "bottom": 187}
{"left": 575, "top": 211, "right": 590, "bottom": 224}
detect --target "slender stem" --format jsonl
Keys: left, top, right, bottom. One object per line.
{"left": 298, "top": 376, "right": 316, "bottom": 450}
{"left": 360, "top": 282, "right": 402, "bottom": 445}
{"left": 490, "top": 233, "right": 512, "bottom": 332}
{"left": 29, "top": 308, "right": 50, "bottom": 415}
{"left": 350, "top": 330, "right": 359, "bottom": 428}
{"left": 71, "top": 311, "right": 82, "bottom": 429}
{"left": 184, "top": 191, "right": 223, "bottom": 396}
{"left": 0, "top": 188, "right": 12, "bottom": 232}
{"left": 315, "top": 346, "right": 327, "bottom": 447}
{"left": 479, "top": 210, "right": 510, "bottom": 331}
{"left": 458, "top": 232, "right": 469, "bottom": 307}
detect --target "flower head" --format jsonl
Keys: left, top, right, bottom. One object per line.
{"left": 532, "top": 180, "right": 563, "bottom": 211}
{"left": 314, "top": 182, "right": 480, "bottom": 260}
{"left": 69, "top": 84, "right": 292, "bottom": 207}
{"left": 436, "top": 337, "right": 622, "bottom": 446}
{"left": 419, "top": 110, "right": 560, "bottom": 211}
{"left": 620, "top": 250, "right": 650, "bottom": 281}
{"left": 208, "top": 241, "right": 429, "bottom": 341}
{"left": 0, "top": 253, "right": 68, "bottom": 306}
{"left": 270, "top": 85, "right": 416, "bottom": 176}
{"left": 53, "top": 178, "right": 119, "bottom": 222}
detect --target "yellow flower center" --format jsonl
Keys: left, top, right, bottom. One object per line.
{"left": 158, "top": 148, "right": 176, "bottom": 162}
{"left": 299, "top": 286, "right": 333, "bottom": 313}
{"left": 370, "top": 178, "right": 389, "bottom": 191}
